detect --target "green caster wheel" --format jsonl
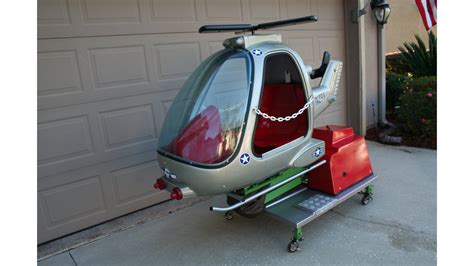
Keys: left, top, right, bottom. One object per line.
{"left": 225, "top": 211, "right": 234, "bottom": 220}
{"left": 361, "top": 195, "right": 373, "bottom": 205}
{"left": 287, "top": 240, "right": 299, "bottom": 253}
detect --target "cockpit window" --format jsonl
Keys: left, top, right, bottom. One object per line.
{"left": 158, "top": 49, "right": 253, "bottom": 166}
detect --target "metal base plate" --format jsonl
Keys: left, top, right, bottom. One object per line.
{"left": 264, "top": 174, "right": 377, "bottom": 228}
{"left": 297, "top": 193, "right": 336, "bottom": 214}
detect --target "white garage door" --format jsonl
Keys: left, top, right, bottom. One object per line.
{"left": 37, "top": 0, "right": 347, "bottom": 244}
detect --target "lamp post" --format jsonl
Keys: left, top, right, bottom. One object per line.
{"left": 371, "top": 0, "right": 391, "bottom": 27}
{"left": 371, "top": 0, "right": 391, "bottom": 127}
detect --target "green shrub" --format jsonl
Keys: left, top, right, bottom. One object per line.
{"left": 398, "top": 76, "right": 437, "bottom": 137}
{"left": 397, "top": 31, "right": 437, "bottom": 77}
{"left": 386, "top": 72, "right": 408, "bottom": 111}
{"left": 386, "top": 53, "right": 407, "bottom": 75}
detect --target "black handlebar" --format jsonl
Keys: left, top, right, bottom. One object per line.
{"left": 310, "top": 51, "right": 330, "bottom": 79}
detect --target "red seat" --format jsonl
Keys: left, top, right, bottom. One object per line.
{"left": 168, "top": 106, "right": 231, "bottom": 164}
{"left": 253, "top": 83, "right": 309, "bottom": 155}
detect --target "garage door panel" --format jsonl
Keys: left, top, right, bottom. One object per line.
{"left": 90, "top": 45, "right": 150, "bottom": 89}
{"left": 100, "top": 104, "right": 157, "bottom": 151}
{"left": 154, "top": 42, "right": 202, "bottom": 79}
{"left": 39, "top": 0, "right": 343, "bottom": 39}
{"left": 38, "top": 148, "right": 160, "bottom": 191}
{"left": 38, "top": 74, "right": 168, "bottom": 112}
{"left": 81, "top": 0, "right": 141, "bottom": 24}
{"left": 38, "top": 50, "right": 83, "bottom": 96}
{"left": 284, "top": 0, "right": 310, "bottom": 18}
{"left": 38, "top": 199, "right": 109, "bottom": 243}
{"left": 247, "top": 0, "right": 280, "bottom": 21}
{"left": 314, "top": 33, "right": 347, "bottom": 125}
{"left": 318, "top": 35, "right": 345, "bottom": 61}
{"left": 38, "top": 90, "right": 178, "bottom": 179}
{"left": 150, "top": 0, "right": 198, "bottom": 22}
{"left": 38, "top": 115, "right": 95, "bottom": 166}
{"left": 111, "top": 160, "right": 162, "bottom": 205}
{"left": 39, "top": 175, "right": 106, "bottom": 226}
{"left": 106, "top": 152, "right": 168, "bottom": 213}
{"left": 38, "top": 150, "right": 168, "bottom": 243}
{"left": 314, "top": 0, "right": 344, "bottom": 23}
{"left": 38, "top": 156, "right": 105, "bottom": 192}
{"left": 208, "top": 40, "right": 226, "bottom": 54}
{"left": 38, "top": 38, "right": 159, "bottom": 111}
{"left": 38, "top": 191, "right": 109, "bottom": 243}
{"left": 38, "top": 34, "right": 231, "bottom": 111}
{"left": 286, "top": 37, "right": 316, "bottom": 65}
{"left": 281, "top": 30, "right": 346, "bottom": 62}
{"left": 37, "top": 202, "right": 48, "bottom": 240}
{"left": 38, "top": 103, "right": 102, "bottom": 178}
{"left": 203, "top": 0, "right": 243, "bottom": 21}
{"left": 38, "top": 0, "right": 71, "bottom": 25}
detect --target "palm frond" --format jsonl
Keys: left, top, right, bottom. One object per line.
{"left": 397, "top": 31, "right": 437, "bottom": 77}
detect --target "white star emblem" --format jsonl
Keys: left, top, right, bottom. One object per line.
{"left": 252, "top": 49, "right": 263, "bottom": 56}
{"left": 240, "top": 153, "right": 250, "bottom": 165}
{"left": 312, "top": 147, "right": 322, "bottom": 157}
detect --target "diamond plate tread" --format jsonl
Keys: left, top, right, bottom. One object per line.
{"left": 297, "top": 193, "right": 336, "bottom": 213}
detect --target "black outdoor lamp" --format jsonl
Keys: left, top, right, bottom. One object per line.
{"left": 371, "top": 0, "right": 391, "bottom": 26}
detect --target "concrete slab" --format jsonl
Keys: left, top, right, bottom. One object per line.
{"left": 37, "top": 252, "right": 75, "bottom": 266}
{"left": 43, "top": 142, "right": 437, "bottom": 265}
{"left": 38, "top": 196, "right": 210, "bottom": 260}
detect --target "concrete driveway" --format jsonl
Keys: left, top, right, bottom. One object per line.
{"left": 38, "top": 141, "right": 436, "bottom": 265}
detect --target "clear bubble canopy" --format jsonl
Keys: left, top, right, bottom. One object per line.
{"left": 158, "top": 49, "right": 253, "bottom": 165}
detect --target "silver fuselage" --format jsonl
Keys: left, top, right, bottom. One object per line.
{"left": 157, "top": 35, "right": 342, "bottom": 196}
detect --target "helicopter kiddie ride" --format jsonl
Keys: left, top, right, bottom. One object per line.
{"left": 153, "top": 16, "right": 377, "bottom": 252}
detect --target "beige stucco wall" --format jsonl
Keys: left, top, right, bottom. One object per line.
{"left": 385, "top": 0, "right": 437, "bottom": 53}
{"left": 364, "top": 8, "right": 379, "bottom": 128}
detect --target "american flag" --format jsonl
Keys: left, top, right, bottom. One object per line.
{"left": 415, "top": 0, "right": 437, "bottom": 30}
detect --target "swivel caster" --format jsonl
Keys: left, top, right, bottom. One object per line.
{"left": 225, "top": 211, "right": 234, "bottom": 220}
{"left": 287, "top": 240, "right": 299, "bottom": 253}
{"left": 361, "top": 195, "right": 373, "bottom": 205}
{"left": 361, "top": 184, "right": 374, "bottom": 205}
{"left": 287, "top": 227, "right": 302, "bottom": 253}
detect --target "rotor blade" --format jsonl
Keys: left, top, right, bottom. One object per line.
{"left": 254, "top": 15, "right": 318, "bottom": 31}
{"left": 199, "top": 24, "right": 253, "bottom": 33}
{"left": 198, "top": 15, "right": 318, "bottom": 34}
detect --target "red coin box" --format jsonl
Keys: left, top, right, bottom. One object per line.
{"left": 309, "top": 125, "right": 374, "bottom": 195}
